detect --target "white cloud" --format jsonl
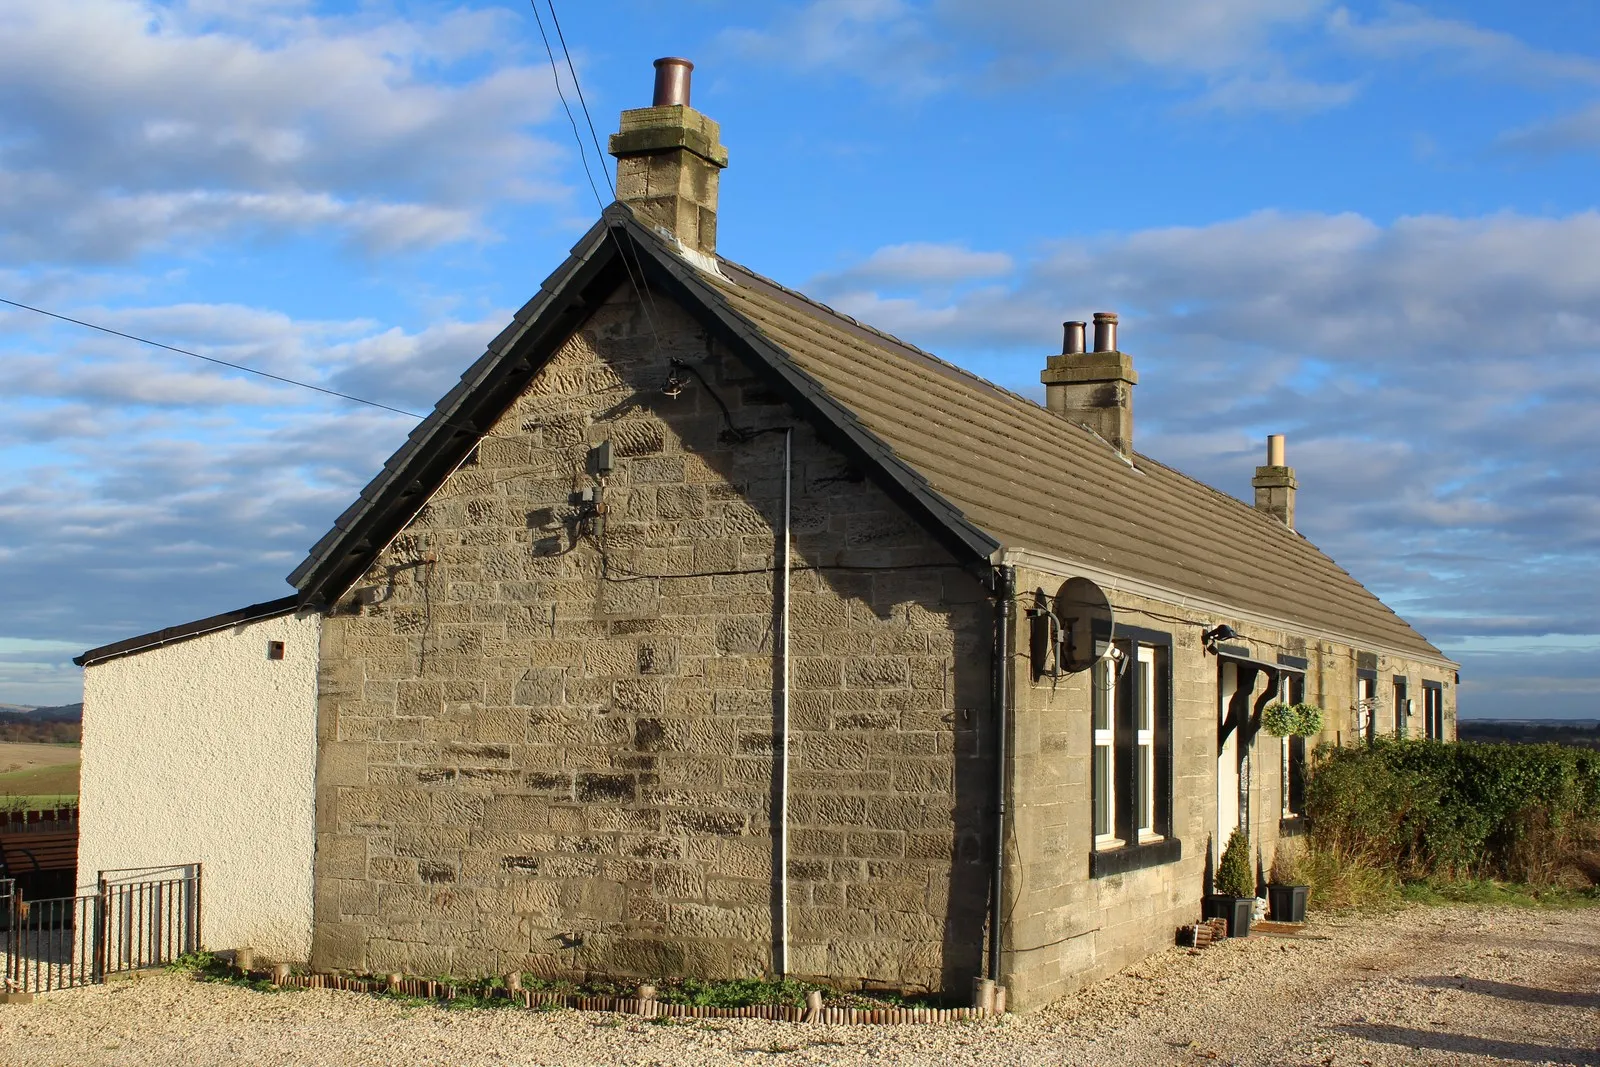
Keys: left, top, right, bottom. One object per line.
{"left": 937, "top": 0, "right": 1329, "bottom": 74}
{"left": 818, "top": 242, "right": 1014, "bottom": 288}
{"left": 1327, "top": 5, "right": 1600, "bottom": 87}
{"left": 1500, "top": 103, "right": 1600, "bottom": 156}
{"left": 721, "top": 0, "right": 944, "bottom": 95}
{"left": 807, "top": 208, "right": 1600, "bottom": 704}
{"left": 0, "top": 0, "right": 568, "bottom": 264}
{"left": 1195, "top": 69, "right": 1362, "bottom": 113}
{"left": 0, "top": 290, "right": 516, "bottom": 703}
{"left": 724, "top": 0, "right": 1341, "bottom": 109}
{"left": 727, "top": 0, "right": 1600, "bottom": 126}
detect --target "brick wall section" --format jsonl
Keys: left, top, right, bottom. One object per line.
{"left": 311, "top": 284, "right": 994, "bottom": 992}
{"left": 1001, "top": 565, "right": 1457, "bottom": 1010}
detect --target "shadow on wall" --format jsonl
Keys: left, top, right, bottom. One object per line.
{"left": 626, "top": 329, "right": 998, "bottom": 994}
{"left": 329, "top": 300, "right": 999, "bottom": 993}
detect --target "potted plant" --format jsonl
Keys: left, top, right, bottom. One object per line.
{"left": 1203, "top": 828, "right": 1256, "bottom": 937}
{"left": 1266, "top": 847, "right": 1311, "bottom": 924}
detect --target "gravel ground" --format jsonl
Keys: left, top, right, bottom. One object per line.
{"left": 2, "top": 904, "right": 1596, "bottom": 1066}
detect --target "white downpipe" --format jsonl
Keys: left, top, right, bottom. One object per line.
{"left": 777, "top": 428, "right": 793, "bottom": 976}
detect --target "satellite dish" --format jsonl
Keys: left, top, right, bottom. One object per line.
{"left": 1053, "top": 577, "right": 1115, "bottom": 673}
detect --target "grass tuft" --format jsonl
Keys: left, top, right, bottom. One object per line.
{"left": 167, "top": 951, "right": 299, "bottom": 994}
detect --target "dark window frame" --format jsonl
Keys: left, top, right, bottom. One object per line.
{"left": 1090, "top": 624, "right": 1181, "bottom": 879}
{"left": 1393, "top": 674, "right": 1410, "bottom": 738}
{"left": 1356, "top": 666, "right": 1378, "bottom": 741}
{"left": 1277, "top": 667, "right": 1308, "bottom": 816}
{"left": 1422, "top": 680, "right": 1444, "bottom": 740}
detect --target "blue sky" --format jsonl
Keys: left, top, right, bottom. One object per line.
{"left": 1, "top": 0, "right": 1597, "bottom": 718}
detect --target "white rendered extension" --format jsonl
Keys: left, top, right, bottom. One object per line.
{"left": 78, "top": 611, "right": 320, "bottom": 962}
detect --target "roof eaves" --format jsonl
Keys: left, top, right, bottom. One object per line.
{"left": 286, "top": 213, "right": 626, "bottom": 603}
{"left": 74, "top": 595, "right": 301, "bottom": 667}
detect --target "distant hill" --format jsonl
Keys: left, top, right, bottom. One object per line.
{"left": 1458, "top": 719, "right": 1600, "bottom": 750}
{"left": 0, "top": 703, "right": 82, "bottom": 743}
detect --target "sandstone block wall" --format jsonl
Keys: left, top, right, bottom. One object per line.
{"left": 1000, "top": 564, "right": 1457, "bottom": 1010}
{"left": 311, "top": 285, "right": 994, "bottom": 992}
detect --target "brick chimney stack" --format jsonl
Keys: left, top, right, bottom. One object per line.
{"left": 1252, "top": 434, "right": 1298, "bottom": 529}
{"left": 608, "top": 58, "right": 728, "bottom": 257}
{"left": 1041, "top": 312, "right": 1139, "bottom": 455}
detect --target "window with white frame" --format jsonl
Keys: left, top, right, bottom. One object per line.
{"left": 1135, "top": 646, "right": 1157, "bottom": 841}
{"left": 1090, "top": 630, "right": 1173, "bottom": 865}
{"left": 1278, "top": 671, "right": 1306, "bottom": 817}
{"left": 1092, "top": 655, "right": 1117, "bottom": 844}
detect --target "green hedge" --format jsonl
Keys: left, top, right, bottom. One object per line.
{"left": 1304, "top": 739, "right": 1600, "bottom": 883}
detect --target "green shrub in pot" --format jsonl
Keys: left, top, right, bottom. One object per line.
{"left": 1267, "top": 845, "right": 1312, "bottom": 922}
{"left": 1217, "top": 828, "right": 1255, "bottom": 899}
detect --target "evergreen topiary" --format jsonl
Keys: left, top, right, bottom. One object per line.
{"left": 1262, "top": 701, "right": 1297, "bottom": 737}
{"left": 1217, "top": 827, "right": 1255, "bottom": 898}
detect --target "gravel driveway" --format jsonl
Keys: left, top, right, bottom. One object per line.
{"left": 2, "top": 904, "right": 1596, "bottom": 1066}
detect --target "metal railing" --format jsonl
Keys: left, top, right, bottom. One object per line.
{"left": 2, "top": 866, "right": 201, "bottom": 993}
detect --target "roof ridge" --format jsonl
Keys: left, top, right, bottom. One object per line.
{"left": 717, "top": 256, "right": 1343, "bottom": 567}
{"left": 716, "top": 257, "right": 1047, "bottom": 411}
{"left": 708, "top": 259, "right": 1445, "bottom": 661}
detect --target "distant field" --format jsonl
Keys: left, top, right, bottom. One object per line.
{"left": 1458, "top": 720, "right": 1600, "bottom": 749}
{"left": 0, "top": 742, "right": 80, "bottom": 810}
{"left": 0, "top": 742, "right": 80, "bottom": 776}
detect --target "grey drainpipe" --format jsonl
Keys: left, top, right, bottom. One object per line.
{"left": 989, "top": 564, "right": 1014, "bottom": 983}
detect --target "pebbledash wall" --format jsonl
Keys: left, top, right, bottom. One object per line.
{"left": 309, "top": 284, "right": 997, "bottom": 992}
{"left": 998, "top": 557, "right": 1456, "bottom": 1009}
{"left": 79, "top": 611, "right": 320, "bottom": 962}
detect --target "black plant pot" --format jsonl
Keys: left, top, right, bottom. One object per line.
{"left": 1201, "top": 894, "right": 1254, "bottom": 937}
{"left": 1268, "top": 883, "right": 1310, "bottom": 923}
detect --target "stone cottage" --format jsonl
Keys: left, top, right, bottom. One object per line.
{"left": 76, "top": 58, "right": 1458, "bottom": 1010}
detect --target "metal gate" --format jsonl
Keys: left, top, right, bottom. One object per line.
{"left": 2, "top": 866, "right": 201, "bottom": 993}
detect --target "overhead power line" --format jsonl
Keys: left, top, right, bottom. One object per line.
{"left": 544, "top": 1, "right": 616, "bottom": 199}
{"left": 528, "top": 1, "right": 607, "bottom": 211}
{"left": 527, "top": 0, "right": 671, "bottom": 381}
{"left": 1, "top": 9, "right": 672, "bottom": 451}
{"left": 0, "top": 295, "right": 427, "bottom": 419}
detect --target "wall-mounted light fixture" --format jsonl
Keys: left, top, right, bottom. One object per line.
{"left": 662, "top": 358, "right": 688, "bottom": 398}
{"left": 1202, "top": 624, "right": 1238, "bottom": 649}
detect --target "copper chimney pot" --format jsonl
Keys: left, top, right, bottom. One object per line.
{"left": 652, "top": 57, "right": 694, "bottom": 107}
{"left": 1092, "top": 312, "right": 1118, "bottom": 353}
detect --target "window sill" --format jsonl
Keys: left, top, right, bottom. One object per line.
{"left": 1279, "top": 815, "right": 1308, "bottom": 838}
{"left": 1090, "top": 836, "right": 1182, "bottom": 878}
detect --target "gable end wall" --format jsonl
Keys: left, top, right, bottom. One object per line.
{"left": 311, "top": 284, "right": 996, "bottom": 992}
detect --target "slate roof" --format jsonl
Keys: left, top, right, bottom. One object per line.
{"left": 286, "top": 207, "right": 1449, "bottom": 665}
